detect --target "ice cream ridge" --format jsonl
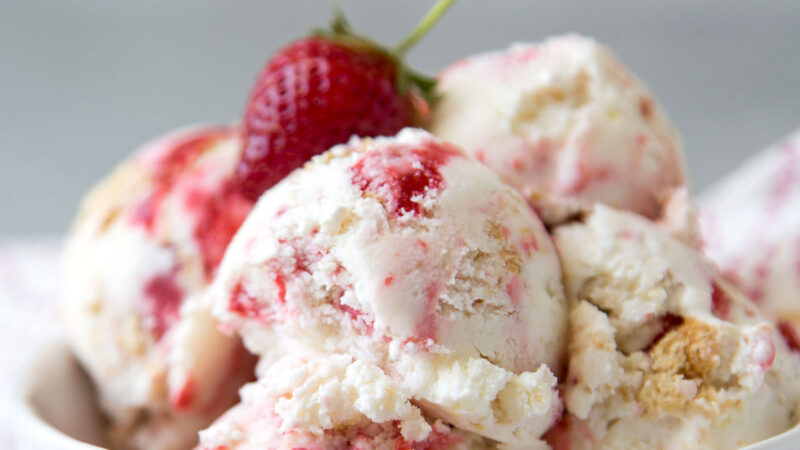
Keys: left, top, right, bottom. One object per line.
{"left": 60, "top": 1, "right": 800, "bottom": 448}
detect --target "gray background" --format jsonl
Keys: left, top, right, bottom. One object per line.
{"left": 1, "top": 0, "right": 799, "bottom": 236}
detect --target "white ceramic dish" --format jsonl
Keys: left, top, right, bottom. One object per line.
{"left": 14, "top": 341, "right": 800, "bottom": 449}
{"left": 14, "top": 341, "right": 109, "bottom": 449}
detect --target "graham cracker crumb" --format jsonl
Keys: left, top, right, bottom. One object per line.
{"left": 650, "top": 318, "right": 721, "bottom": 379}
{"left": 637, "top": 318, "right": 726, "bottom": 416}
{"left": 488, "top": 221, "right": 521, "bottom": 274}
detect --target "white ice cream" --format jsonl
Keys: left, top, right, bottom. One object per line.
{"left": 699, "top": 128, "right": 800, "bottom": 351}
{"left": 61, "top": 126, "right": 256, "bottom": 449}
{"left": 430, "top": 35, "right": 686, "bottom": 224}
{"left": 196, "top": 351, "right": 494, "bottom": 450}
{"left": 549, "top": 205, "right": 800, "bottom": 449}
{"left": 210, "top": 128, "right": 567, "bottom": 447}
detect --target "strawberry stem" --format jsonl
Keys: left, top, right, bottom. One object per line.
{"left": 393, "top": 0, "right": 458, "bottom": 56}
{"left": 313, "top": 1, "right": 454, "bottom": 105}
{"left": 329, "top": 6, "right": 352, "bottom": 35}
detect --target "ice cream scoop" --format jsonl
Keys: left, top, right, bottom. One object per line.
{"left": 699, "top": 128, "right": 800, "bottom": 352}
{"left": 196, "top": 351, "right": 494, "bottom": 450}
{"left": 429, "top": 35, "right": 686, "bottom": 225}
{"left": 209, "top": 128, "right": 567, "bottom": 447}
{"left": 549, "top": 205, "right": 800, "bottom": 449}
{"left": 61, "top": 126, "right": 256, "bottom": 450}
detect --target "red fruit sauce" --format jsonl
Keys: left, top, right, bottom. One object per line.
{"left": 228, "top": 281, "right": 266, "bottom": 321}
{"left": 186, "top": 180, "right": 254, "bottom": 280}
{"left": 170, "top": 376, "right": 195, "bottom": 411}
{"left": 131, "top": 128, "right": 232, "bottom": 231}
{"left": 778, "top": 320, "right": 800, "bottom": 353}
{"left": 710, "top": 281, "right": 732, "bottom": 321}
{"left": 644, "top": 313, "right": 684, "bottom": 351}
{"left": 131, "top": 127, "right": 253, "bottom": 281}
{"left": 132, "top": 128, "right": 257, "bottom": 339}
{"left": 142, "top": 267, "right": 183, "bottom": 340}
{"left": 351, "top": 141, "right": 461, "bottom": 217}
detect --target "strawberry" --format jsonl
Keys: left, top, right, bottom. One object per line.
{"left": 236, "top": 1, "right": 455, "bottom": 200}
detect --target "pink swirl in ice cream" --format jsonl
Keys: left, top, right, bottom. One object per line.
{"left": 61, "top": 126, "right": 256, "bottom": 450}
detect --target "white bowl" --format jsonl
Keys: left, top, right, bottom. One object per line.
{"left": 13, "top": 341, "right": 800, "bottom": 449}
{"left": 14, "top": 341, "right": 110, "bottom": 449}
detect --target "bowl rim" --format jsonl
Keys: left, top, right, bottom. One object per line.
{"left": 745, "top": 422, "right": 800, "bottom": 450}
{"left": 14, "top": 340, "right": 106, "bottom": 449}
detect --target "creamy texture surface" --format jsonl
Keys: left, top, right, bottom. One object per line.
{"left": 549, "top": 205, "right": 800, "bottom": 449}
{"left": 430, "top": 35, "right": 686, "bottom": 224}
{"left": 699, "top": 128, "right": 800, "bottom": 351}
{"left": 61, "top": 126, "right": 255, "bottom": 450}
{"left": 197, "top": 351, "right": 495, "bottom": 450}
{"left": 209, "top": 128, "right": 567, "bottom": 448}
